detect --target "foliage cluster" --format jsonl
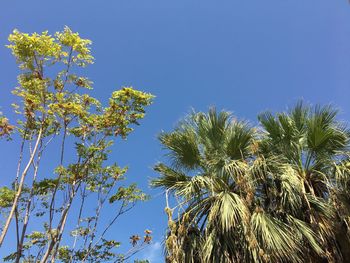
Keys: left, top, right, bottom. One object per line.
{"left": 0, "top": 27, "right": 153, "bottom": 262}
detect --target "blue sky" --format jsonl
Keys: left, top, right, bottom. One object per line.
{"left": 1, "top": 0, "right": 350, "bottom": 262}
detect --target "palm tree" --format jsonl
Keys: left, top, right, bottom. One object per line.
{"left": 258, "top": 102, "right": 350, "bottom": 261}
{"left": 153, "top": 104, "right": 350, "bottom": 263}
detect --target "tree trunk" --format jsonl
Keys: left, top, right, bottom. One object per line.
{"left": 0, "top": 128, "right": 43, "bottom": 247}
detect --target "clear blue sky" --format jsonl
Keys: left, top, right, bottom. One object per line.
{"left": 1, "top": 0, "right": 350, "bottom": 262}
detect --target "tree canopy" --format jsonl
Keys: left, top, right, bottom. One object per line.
{"left": 0, "top": 27, "right": 153, "bottom": 262}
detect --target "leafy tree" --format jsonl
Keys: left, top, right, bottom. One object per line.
{"left": 153, "top": 105, "right": 350, "bottom": 262}
{"left": 0, "top": 27, "right": 153, "bottom": 262}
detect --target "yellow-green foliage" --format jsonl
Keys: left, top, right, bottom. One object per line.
{"left": 5, "top": 27, "right": 154, "bottom": 138}
{"left": 0, "top": 27, "right": 154, "bottom": 261}
{"left": 0, "top": 187, "right": 15, "bottom": 208}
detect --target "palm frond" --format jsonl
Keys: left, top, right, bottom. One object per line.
{"left": 196, "top": 108, "right": 230, "bottom": 154}
{"left": 159, "top": 127, "right": 201, "bottom": 170}
{"left": 208, "top": 192, "right": 250, "bottom": 232}
{"left": 251, "top": 209, "right": 302, "bottom": 262}
{"left": 152, "top": 163, "right": 191, "bottom": 190}
{"left": 287, "top": 215, "right": 324, "bottom": 256}
{"left": 225, "top": 120, "right": 255, "bottom": 160}
{"left": 277, "top": 165, "right": 303, "bottom": 214}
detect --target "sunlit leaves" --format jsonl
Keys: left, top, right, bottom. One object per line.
{"left": 109, "top": 184, "right": 149, "bottom": 204}
{"left": 7, "top": 30, "right": 61, "bottom": 70}
{"left": 56, "top": 26, "right": 93, "bottom": 66}
{"left": 0, "top": 187, "right": 15, "bottom": 208}
{"left": 100, "top": 87, "right": 154, "bottom": 138}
